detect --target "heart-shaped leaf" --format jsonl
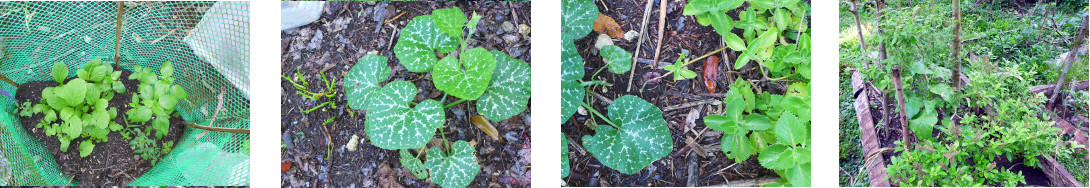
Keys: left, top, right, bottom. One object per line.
{"left": 433, "top": 48, "right": 496, "bottom": 100}
{"left": 432, "top": 8, "right": 467, "bottom": 38}
{"left": 79, "top": 140, "right": 94, "bottom": 157}
{"left": 400, "top": 150, "right": 429, "bottom": 179}
{"left": 394, "top": 15, "right": 459, "bottom": 73}
{"left": 344, "top": 54, "right": 392, "bottom": 110}
{"left": 476, "top": 51, "right": 531, "bottom": 121}
{"left": 561, "top": 0, "right": 598, "bottom": 38}
{"left": 365, "top": 81, "right": 445, "bottom": 150}
{"left": 582, "top": 95, "right": 673, "bottom": 174}
{"left": 426, "top": 140, "right": 481, "bottom": 188}
{"left": 561, "top": 38, "right": 586, "bottom": 123}
{"left": 599, "top": 45, "right": 632, "bottom": 74}
{"left": 909, "top": 107, "right": 938, "bottom": 141}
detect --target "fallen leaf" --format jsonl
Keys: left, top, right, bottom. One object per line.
{"left": 593, "top": 13, "right": 625, "bottom": 39}
{"left": 281, "top": 162, "right": 291, "bottom": 173}
{"left": 703, "top": 55, "right": 720, "bottom": 93}
{"left": 472, "top": 115, "right": 502, "bottom": 141}
{"left": 684, "top": 108, "right": 700, "bottom": 133}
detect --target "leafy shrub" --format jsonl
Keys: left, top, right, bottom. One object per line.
{"left": 21, "top": 60, "right": 125, "bottom": 157}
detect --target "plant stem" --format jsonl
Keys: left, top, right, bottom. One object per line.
{"left": 443, "top": 99, "right": 467, "bottom": 109}
{"left": 302, "top": 101, "right": 332, "bottom": 113}
{"left": 581, "top": 103, "right": 619, "bottom": 129}
{"left": 439, "top": 126, "right": 451, "bottom": 153}
{"left": 581, "top": 80, "right": 613, "bottom": 87}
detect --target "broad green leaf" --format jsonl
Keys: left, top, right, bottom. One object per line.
{"left": 52, "top": 62, "right": 68, "bottom": 84}
{"left": 129, "top": 106, "right": 153, "bottom": 123}
{"left": 906, "top": 97, "right": 923, "bottom": 118}
{"left": 59, "top": 138, "right": 71, "bottom": 152}
{"left": 91, "top": 110, "right": 109, "bottom": 129}
{"left": 724, "top": 33, "right": 747, "bottom": 51}
{"left": 161, "top": 61, "right": 174, "bottom": 78}
{"left": 722, "top": 130, "right": 754, "bottom": 163}
{"left": 582, "top": 95, "right": 673, "bottom": 174}
{"left": 683, "top": 0, "right": 744, "bottom": 15}
{"left": 911, "top": 61, "right": 933, "bottom": 75}
{"left": 432, "top": 8, "right": 467, "bottom": 38}
{"left": 560, "top": 39, "right": 585, "bottom": 123}
{"left": 600, "top": 45, "right": 632, "bottom": 74}
{"left": 703, "top": 114, "right": 737, "bottom": 133}
{"left": 66, "top": 117, "right": 83, "bottom": 138}
{"left": 750, "top": 130, "right": 775, "bottom": 152}
{"left": 400, "top": 150, "right": 429, "bottom": 179}
{"left": 344, "top": 54, "right": 392, "bottom": 110}
{"left": 562, "top": 134, "right": 571, "bottom": 178}
{"left": 909, "top": 108, "right": 937, "bottom": 141}
{"left": 153, "top": 116, "right": 169, "bottom": 139}
{"left": 774, "top": 111, "right": 807, "bottom": 146}
{"left": 743, "top": 114, "right": 771, "bottom": 130}
{"left": 425, "top": 140, "right": 481, "bottom": 188}
{"left": 159, "top": 94, "right": 178, "bottom": 112}
{"left": 477, "top": 51, "right": 531, "bottom": 121}
{"left": 786, "top": 162, "right": 811, "bottom": 186}
{"left": 433, "top": 48, "right": 496, "bottom": 100}
{"left": 62, "top": 79, "right": 88, "bottom": 107}
{"left": 753, "top": 28, "right": 779, "bottom": 51}
{"left": 79, "top": 140, "right": 94, "bottom": 157}
{"left": 758, "top": 144, "right": 796, "bottom": 170}
{"left": 709, "top": 12, "right": 734, "bottom": 37}
{"left": 394, "top": 15, "right": 459, "bottom": 72}
{"left": 561, "top": 0, "right": 598, "bottom": 38}
{"left": 171, "top": 85, "right": 187, "bottom": 100}
{"left": 365, "top": 81, "right": 445, "bottom": 150}
{"left": 929, "top": 84, "right": 955, "bottom": 103}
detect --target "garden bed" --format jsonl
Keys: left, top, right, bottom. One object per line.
{"left": 14, "top": 70, "right": 185, "bottom": 185}
{"left": 848, "top": 70, "right": 1083, "bottom": 187}
{"left": 280, "top": 1, "right": 531, "bottom": 187}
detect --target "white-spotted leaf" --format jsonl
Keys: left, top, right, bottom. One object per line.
{"left": 477, "top": 50, "right": 531, "bottom": 121}
{"left": 426, "top": 140, "right": 481, "bottom": 188}
{"left": 561, "top": 38, "right": 585, "bottom": 123}
{"left": 394, "top": 15, "right": 459, "bottom": 72}
{"left": 561, "top": 0, "right": 598, "bottom": 38}
{"left": 562, "top": 134, "right": 571, "bottom": 178}
{"left": 400, "top": 149, "right": 429, "bottom": 179}
{"left": 364, "top": 81, "right": 445, "bottom": 150}
{"left": 344, "top": 54, "right": 392, "bottom": 110}
{"left": 433, "top": 48, "right": 496, "bottom": 100}
{"left": 432, "top": 8, "right": 466, "bottom": 38}
{"left": 582, "top": 95, "right": 673, "bottom": 174}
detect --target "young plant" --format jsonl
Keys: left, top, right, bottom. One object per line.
{"left": 126, "top": 61, "right": 188, "bottom": 140}
{"left": 24, "top": 60, "right": 125, "bottom": 157}
{"left": 399, "top": 140, "right": 482, "bottom": 188}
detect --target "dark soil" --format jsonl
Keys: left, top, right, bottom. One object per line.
{"left": 280, "top": 1, "right": 531, "bottom": 188}
{"left": 562, "top": 1, "right": 807, "bottom": 187}
{"left": 15, "top": 70, "right": 185, "bottom": 185}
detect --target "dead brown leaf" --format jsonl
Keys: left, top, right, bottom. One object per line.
{"left": 593, "top": 13, "right": 625, "bottom": 39}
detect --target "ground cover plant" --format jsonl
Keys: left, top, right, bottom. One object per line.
{"left": 839, "top": 0, "right": 1089, "bottom": 186}
{"left": 561, "top": 0, "right": 811, "bottom": 186}
{"left": 280, "top": 1, "right": 531, "bottom": 187}
{"left": 13, "top": 59, "right": 187, "bottom": 185}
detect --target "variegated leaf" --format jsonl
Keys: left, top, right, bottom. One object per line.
{"left": 582, "top": 95, "right": 673, "bottom": 174}
{"left": 433, "top": 48, "right": 496, "bottom": 100}
{"left": 426, "top": 140, "right": 481, "bottom": 188}
{"left": 344, "top": 54, "right": 391, "bottom": 110}
{"left": 400, "top": 149, "right": 429, "bottom": 179}
{"left": 562, "top": 133, "right": 571, "bottom": 178}
{"left": 477, "top": 50, "right": 530, "bottom": 121}
{"left": 561, "top": 0, "right": 598, "bottom": 38}
{"left": 394, "top": 15, "right": 459, "bottom": 73}
{"left": 365, "top": 81, "right": 445, "bottom": 150}
{"left": 560, "top": 37, "right": 585, "bottom": 123}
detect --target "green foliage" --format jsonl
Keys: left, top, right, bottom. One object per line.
{"left": 599, "top": 45, "right": 632, "bottom": 74}
{"left": 126, "top": 62, "right": 187, "bottom": 140}
{"left": 560, "top": 33, "right": 586, "bottom": 123}
{"left": 582, "top": 95, "right": 673, "bottom": 174}
{"left": 21, "top": 59, "right": 124, "bottom": 157}
{"left": 476, "top": 51, "right": 531, "bottom": 121}
{"left": 364, "top": 81, "right": 444, "bottom": 150}
{"left": 51, "top": 61, "right": 68, "bottom": 84}
{"left": 400, "top": 149, "right": 429, "bottom": 179}
{"left": 344, "top": 54, "right": 391, "bottom": 110}
{"left": 561, "top": 134, "right": 570, "bottom": 179}
{"left": 394, "top": 15, "right": 459, "bottom": 73}
{"left": 425, "top": 140, "right": 481, "bottom": 188}
{"left": 662, "top": 52, "right": 698, "bottom": 81}
{"left": 561, "top": 0, "right": 598, "bottom": 38}
{"left": 433, "top": 48, "right": 496, "bottom": 100}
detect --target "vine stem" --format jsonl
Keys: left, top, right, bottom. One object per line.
{"left": 581, "top": 103, "right": 619, "bottom": 129}
{"left": 439, "top": 126, "right": 451, "bottom": 153}
{"left": 443, "top": 99, "right": 467, "bottom": 109}
{"left": 581, "top": 80, "right": 613, "bottom": 87}
{"left": 302, "top": 101, "right": 332, "bottom": 113}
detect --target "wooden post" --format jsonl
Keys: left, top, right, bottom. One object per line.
{"left": 891, "top": 66, "right": 910, "bottom": 146}
{"left": 113, "top": 1, "right": 124, "bottom": 70}
{"left": 1049, "top": 16, "right": 1088, "bottom": 107}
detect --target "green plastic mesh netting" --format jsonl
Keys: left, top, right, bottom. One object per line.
{"left": 0, "top": 1, "right": 249, "bottom": 185}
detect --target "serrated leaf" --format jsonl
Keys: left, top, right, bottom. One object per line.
{"left": 722, "top": 130, "right": 754, "bottom": 163}
{"left": 704, "top": 114, "right": 737, "bottom": 133}
{"left": 52, "top": 62, "right": 68, "bottom": 84}
{"left": 743, "top": 114, "right": 771, "bottom": 130}
{"left": 344, "top": 54, "right": 392, "bottom": 110}
{"left": 582, "top": 95, "right": 673, "bottom": 174}
{"left": 400, "top": 150, "right": 429, "bottom": 179}
{"left": 600, "top": 45, "right": 632, "bottom": 74}
{"left": 724, "top": 32, "right": 747, "bottom": 51}
{"left": 477, "top": 51, "right": 531, "bottom": 121}
{"left": 758, "top": 145, "right": 796, "bottom": 170}
{"left": 365, "top": 81, "right": 445, "bottom": 150}
{"left": 774, "top": 111, "right": 807, "bottom": 146}
{"left": 434, "top": 48, "right": 496, "bottom": 100}
{"left": 562, "top": 0, "right": 599, "bottom": 38}
{"left": 79, "top": 140, "right": 94, "bottom": 157}
{"left": 709, "top": 11, "right": 734, "bottom": 37}
{"left": 426, "top": 140, "right": 481, "bottom": 188}
{"left": 773, "top": 8, "right": 791, "bottom": 31}
{"left": 394, "top": 15, "right": 459, "bottom": 72}
{"left": 432, "top": 8, "right": 467, "bottom": 38}
{"left": 682, "top": 0, "right": 745, "bottom": 15}
{"left": 786, "top": 162, "right": 811, "bottom": 186}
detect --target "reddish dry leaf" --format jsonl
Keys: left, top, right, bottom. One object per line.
{"left": 703, "top": 55, "right": 720, "bottom": 93}
{"left": 593, "top": 13, "right": 625, "bottom": 39}
{"left": 281, "top": 162, "right": 291, "bottom": 173}
{"left": 472, "top": 115, "right": 502, "bottom": 141}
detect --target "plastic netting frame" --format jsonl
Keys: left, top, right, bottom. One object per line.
{"left": 0, "top": 1, "right": 249, "bottom": 186}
